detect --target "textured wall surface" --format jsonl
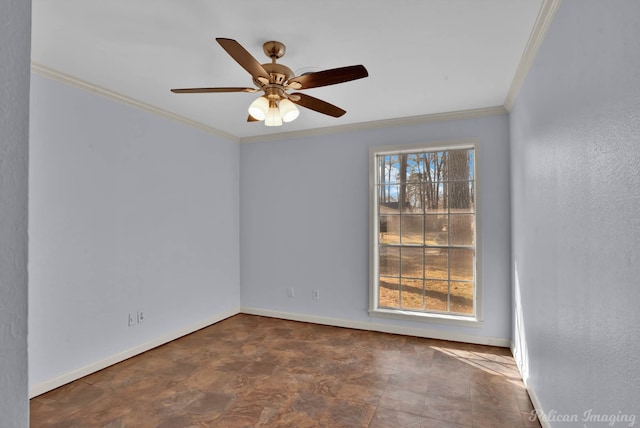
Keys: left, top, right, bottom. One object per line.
{"left": 241, "top": 114, "right": 512, "bottom": 342}
{"left": 510, "top": 0, "right": 640, "bottom": 423}
{"left": 0, "top": 0, "right": 31, "bottom": 426}
{"left": 29, "top": 74, "right": 240, "bottom": 389}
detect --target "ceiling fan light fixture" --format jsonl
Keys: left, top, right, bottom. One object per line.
{"left": 248, "top": 96, "right": 269, "bottom": 121}
{"left": 265, "top": 101, "right": 283, "bottom": 127}
{"left": 279, "top": 98, "right": 299, "bottom": 123}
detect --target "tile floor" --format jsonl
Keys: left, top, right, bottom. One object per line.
{"left": 30, "top": 314, "right": 541, "bottom": 427}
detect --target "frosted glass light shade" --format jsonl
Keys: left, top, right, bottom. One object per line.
{"left": 265, "top": 106, "right": 283, "bottom": 126}
{"left": 248, "top": 97, "right": 268, "bottom": 121}
{"left": 279, "top": 98, "right": 299, "bottom": 122}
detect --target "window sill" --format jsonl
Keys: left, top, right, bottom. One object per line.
{"left": 369, "top": 308, "right": 483, "bottom": 327}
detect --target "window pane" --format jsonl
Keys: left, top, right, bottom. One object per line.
{"left": 377, "top": 155, "right": 386, "bottom": 184}
{"left": 469, "top": 150, "right": 474, "bottom": 179}
{"left": 424, "top": 183, "right": 447, "bottom": 213}
{"left": 401, "top": 247, "right": 423, "bottom": 278}
{"left": 450, "top": 248, "right": 474, "bottom": 281}
{"left": 402, "top": 183, "right": 424, "bottom": 213}
{"left": 423, "top": 151, "right": 447, "bottom": 182}
{"left": 401, "top": 215, "right": 422, "bottom": 245}
{"left": 379, "top": 215, "right": 400, "bottom": 244}
{"left": 448, "top": 181, "right": 473, "bottom": 213}
{"left": 379, "top": 185, "right": 400, "bottom": 213}
{"left": 379, "top": 277, "right": 399, "bottom": 308}
{"left": 449, "top": 215, "right": 474, "bottom": 246}
{"left": 389, "top": 155, "right": 401, "bottom": 184}
{"left": 405, "top": 183, "right": 425, "bottom": 212}
{"left": 415, "top": 152, "right": 427, "bottom": 182}
{"left": 450, "top": 281, "right": 474, "bottom": 314}
{"left": 425, "top": 280, "right": 449, "bottom": 312}
{"left": 379, "top": 246, "right": 400, "bottom": 277}
{"left": 377, "top": 155, "right": 401, "bottom": 185}
{"left": 401, "top": 278, "right": 424, "bottom": 310}
{"left": 425, "top": 248, "right": 448, "bottom": 280}
{"left": 404, "top": 153, "right": 423, "bottom": 184}
{"left": 425, "top": 215, "right": 448, "bottom": 245}
{"left": 448, "top": 149, "right": 472, "bottom": 181}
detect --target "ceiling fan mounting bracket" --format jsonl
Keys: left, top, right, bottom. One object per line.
{"left": 263, "top": 40, "right": 286, "bottom": 60}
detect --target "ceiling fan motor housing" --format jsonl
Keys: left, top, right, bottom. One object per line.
{"left": 260, "top": 63, "right": 294, "bottom": 86}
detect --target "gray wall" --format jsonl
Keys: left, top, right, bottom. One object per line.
{"left": 28, "top": 74, "right": 512, "bottom": 395}
{"left": 240, "top": 114, "right": 512, "bottom": 342}
{"left": 0, "top": 0, "right": 31, "bottom": 426}
{"left": 510, "top": 0, "right": 640, "bottom": 423}
{"left": 29, "top": 74, "right": 240, "bottom": 389}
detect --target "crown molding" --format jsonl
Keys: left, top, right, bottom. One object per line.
{"left": 239, "top": 106, "right": 507, "bottom": 144}
{"left": 30, "top": 63, "right": 240, "bottom": 143}
{"left": 31, "top": 63, "right": 507, "bottom": 145}
{"left": 503, "top": 0, "right": 562, "bottom": 111}
{"left": 31, "top": 63, "right": 512, "bottom": 145}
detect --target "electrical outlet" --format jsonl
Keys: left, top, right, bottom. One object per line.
{"left": 287, "top": 287, "right": 294, "bottom": 298}
{"left": 137, "top": 310, "right": 144, "bottom": 324}
{"left": 313, "top": 290, "right": 320, "bottom": 300}
{"left": 128, "top": 313, "right": 136, "bottom": 327}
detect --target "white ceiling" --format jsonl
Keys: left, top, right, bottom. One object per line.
{"left": 31, "top": 0, "right": 543, "bottom": 141}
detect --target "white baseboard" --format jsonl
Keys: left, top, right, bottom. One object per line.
{"left": 241, "top": 307, "right": 510, "bottom": 347}
{"left": 29, "top": 307, "right": 240, "bottom": 398}
{"left": 30, "top": 307, "right": 510, "bottom": 398}
{"left": 511, "top": 342, "right": 549, "bottom": 428}
{"left": 527, "top": 386, "right": 550, "bottom": 428}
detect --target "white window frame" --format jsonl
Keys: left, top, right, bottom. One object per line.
{"left": 369, "top": 139, "right": 483, "bottom": 327}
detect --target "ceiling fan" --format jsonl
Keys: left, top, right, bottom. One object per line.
{"left": 171, "top": 38, "right": 369, "bottom": 127}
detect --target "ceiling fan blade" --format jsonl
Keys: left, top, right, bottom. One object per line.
{"left": 247, "top": 114, "right": 259, "bottom": 122}
{"left": 288, "top": 65, "right": 368, "bottom": 90}
{"left": 289, "top": 93, "right": 346, "bottom": 118}
{"left": 216, "top": 38, "right": 270, "bottom": 81}
{"left": 171, "top": 87, "right": 257, "bottom": 93}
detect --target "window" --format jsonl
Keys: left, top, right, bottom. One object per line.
{"left": 370, "top": 141, "right": 480, "bottom": 324}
